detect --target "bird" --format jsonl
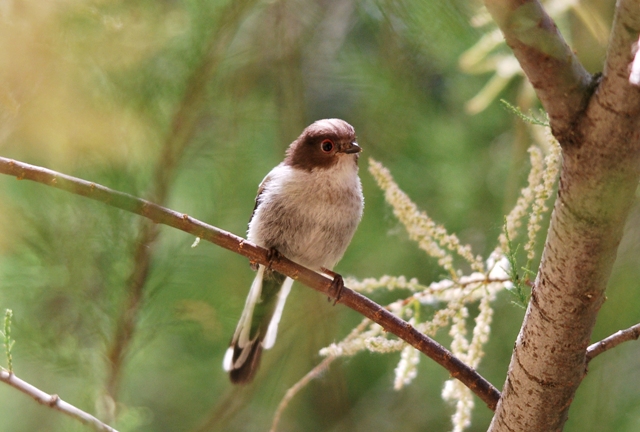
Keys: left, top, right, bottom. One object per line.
{"left": 222, "top": 118, "right": 364, "bottom": 384}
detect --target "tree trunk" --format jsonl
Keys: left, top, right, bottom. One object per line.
{"left": 485, "top": 0, "right": 640, "bottom": 430}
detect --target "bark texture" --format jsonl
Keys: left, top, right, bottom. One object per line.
{"left": 487, "top": 0, "right": 640, "bottom": 430}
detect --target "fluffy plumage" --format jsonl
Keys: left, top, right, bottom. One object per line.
{"left": 223, "top": 119, "right": 364, "bottom": 384}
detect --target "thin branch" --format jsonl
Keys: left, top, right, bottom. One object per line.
{"left": 483, "top": 0, "right": 594, "bottom": 143}
{"left": 0, "top": 369, "right": 117, "bottom": 432}
{"left": 393, "top": 277, "right": 511, "bottom": 308}
{"left": 104, "top": 0, "right": 260, "bottom": 404}
{"left": 586, "top": 322, "right": 640, "bottom": 363}
{"left": 268, "top": 318, "right": 371, "bottom": 431}
{"left": 270, "top": 356, "right": 336, "bottom": 432}
{"left": 0, "top": 157, "right": 501, "bottom": 411}
{"left": 2, "top": 309, "right": 14, "bottom": 373}
{"left": 190, "top": 385, "right": 246, "bottom": 432}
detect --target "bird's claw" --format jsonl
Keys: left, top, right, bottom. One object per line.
{"left": 328, "top": 273, "right": 344, "bottom": 306}
{"left": 266, "top": 247, "right": 282, "bottom": 271}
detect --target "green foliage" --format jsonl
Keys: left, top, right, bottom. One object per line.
{"left": 1, "top": 309, "right": 14, "bottom": 373}
{"left": 0, "top": 1, "right": 635, "bottom": 432}
{"left": 500, "top": 99, "right": 550, "bottom": 127}
{"left": 502, "top": 227, "right": 531, "bottom": 309}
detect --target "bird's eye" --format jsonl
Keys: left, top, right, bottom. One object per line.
{"left": 321, "top": 139, "right": 334, "bottom": 153}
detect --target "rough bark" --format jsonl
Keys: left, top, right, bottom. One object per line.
{"left": 486, "top": 0, "right": 640, "bottom": 430}
{"left": 484, "top": 0, "right": 594, "bottom": 141}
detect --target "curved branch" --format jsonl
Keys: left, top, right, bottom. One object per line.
{"left": 269, "top": 356, "right": 336, "bottom": 432}
{"left": 483, "top": 0, "right": 594, "bottom": 143}
{"left": 586, "top": 322, "right": 640, "bottom": 363}
{"left": 0, "top": 156, "right": 501, "bottom": 411}
{"left": 0, "top": 369, "right": 117, "bottom": 432}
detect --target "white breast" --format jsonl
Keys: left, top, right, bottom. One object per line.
{"left": 248, "top": 156, "right": 363, "bottom": 270}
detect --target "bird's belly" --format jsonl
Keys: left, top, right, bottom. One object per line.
{"left": 250, "top": 195, "right": 361, "bottom": 271}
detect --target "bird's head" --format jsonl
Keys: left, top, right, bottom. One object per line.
{"left": 285, "top": 119, "right": 361, "bottom": 171}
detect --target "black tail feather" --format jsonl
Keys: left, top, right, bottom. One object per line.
{"left": 229, "top": 339, "right": 263, "bottom": 384}
{"left": 225, "top": 268, "right": 288, "bottom": 384}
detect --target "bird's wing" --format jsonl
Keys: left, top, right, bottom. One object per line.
{"left": 248, "top": 170, "right": 274, "bottom": 228}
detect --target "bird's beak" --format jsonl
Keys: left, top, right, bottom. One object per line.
{"left": 342, "top": 142, "right": 362, "bottom": 154}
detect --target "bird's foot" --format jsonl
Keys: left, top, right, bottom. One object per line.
{"left": 266, "top": 247, "right": 283, "bottom": 271}
{"left": 322, "top": 267, "right": 344, "bottom": 305}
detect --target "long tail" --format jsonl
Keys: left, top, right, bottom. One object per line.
{"left": 223, "top": 265, "right": 294, "bottom": 384}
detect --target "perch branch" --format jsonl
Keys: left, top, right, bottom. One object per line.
{"left": 0, "top": 156, "right": 501, "bottom": 411}
{"left": 586, "top": 322, "right": 640, "bottom": 363}
{"left": 0, "top": 369, "right": 117, "bottom": 432}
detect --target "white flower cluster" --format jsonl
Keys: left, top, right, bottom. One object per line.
{"left": 368, "top": 160, "right": 485, "bottom": 277}
{"left": 525, "top": 135, "right": 561, "bottom": 260}
{"left": 496, "top": 136, "right": 561, "bottom": 260}
{"left": 498, "top": 146, "right": 544, "bottom": 255}
{"left": 442, "top": 379, "right": 473, "bottom": 432}
{"left": 315, "top": 151, "right": 559, "bottom": 432}
{"left": 343, "top": 275, "right": 428, "bottom": 294}
{"left": 394, "top": 330, "right": 420, "bottom": 390}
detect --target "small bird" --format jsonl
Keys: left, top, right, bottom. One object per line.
{"left": 223, "top": 119, "right": 364, "bottom": 384}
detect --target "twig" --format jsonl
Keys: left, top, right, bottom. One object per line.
{"left": 269, "top": 356, "right": 336, "bottom": 432}
{"left": 104, "top": 0, "right": 260, "bottom": 405}
{"left": 0, "top": 369, "right": 117, "bottom": 432}
{"left": 269, "top": 318, "right": 373, "bottom": 431}
{"left": 500, "top": 99, "right": 549, "bottom": 127}
{"left": 0, "top": 156, "right": 501, "bottom": 411}
{"left": 392, "top": 276, "right": 511, "bottom": 310}
{"left": 586, "top": 323, "right": 640, "bottom": 363}
{"left": 2, "top": 309, "right": 14, "bottom": 373}
{"left": 190, "top": 385, "right": 246, "bottom": 432}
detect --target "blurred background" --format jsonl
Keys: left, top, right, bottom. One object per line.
{"left": 0, "top": 0, "right": 638, "bottom": 431}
